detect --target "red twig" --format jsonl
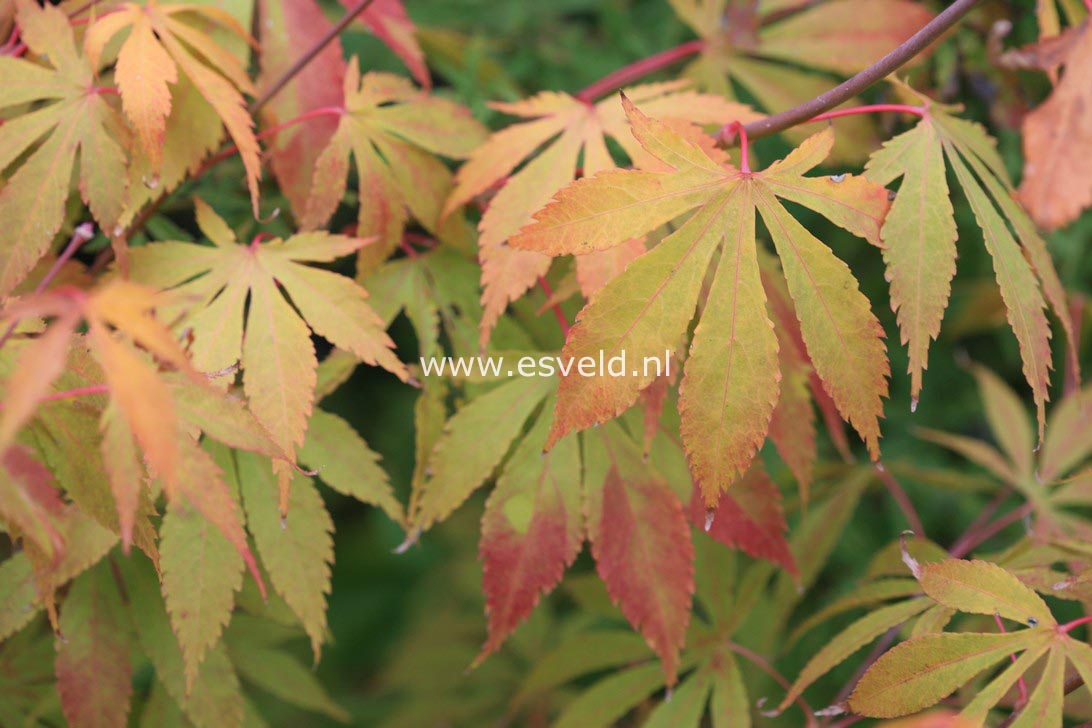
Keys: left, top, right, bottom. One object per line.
{"left": 0, "top": 223, "right": 95, "bottom": 352}
{"left": 949, "top": 503, "right": 1033, "bottom": 558}
{"left": 715, "top": 121, "right": 752, "bottom": 173}
{"left": 993, "top": 614, "right": 1028, "bottom": 705}
{"left": 575, "top": 39, "right": 705, "bottom": 103}
{"left": 536, "top": 276, "right": 570, "bottom": 337}
{"left": 398, "top": 238, "right": 419, "bottom": 259}
{"left": 807, "top": 104, "right": 925, "bottom": 123}
{"left": 874, "top": 464, "right": 925, "bottom": 536}
{"left": 249, "top": 0, "right": 377, "bottom": 115}
{"left": 1060, "top": 615, "right": 1092, "bottom": 634}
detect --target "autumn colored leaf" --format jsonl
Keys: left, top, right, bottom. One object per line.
{"left": 849, "top": 630, "right": 1049, "bottom": 718}
{"left": 0, "top": 280, "right": 203, "bottom": 545}
{"left": 84, "top": 0, "right": 263, "bottom": 214}
{"left": 54, "top": 565, "right": 132, "bottom": 728}
{"left": 0, "top": 445, "right": 64, "bottom": 561}
{"left": 129, "top": 201, "right": 407, "bottom": 491}
{"left": 1015, "top": 20, "right": 1092, "bottom": 229}
{"left": 478, "top": 407, "right": 581, "bottom": 660}
{"left": 0, "top": 0, "right": 127, "bottom": 296}
{"left": 689, "top": 461, "right": 796, "bottom": 574}
{"left": 445, "top": 80, "right": 759, "bottom": 345}
{"left": 864, "top": 120, "right": 956, "bottom": 408}
{"left": 760, "top": 252, "right": 818, "bottom": 493}
{"left": 259, "top": 0, "right": 346, "bottom": 220}
{"left": 346, "top": 0, "right": 430, "bottom": 88}
{"left": 867, "top": 84, "right": 1078, "bottom": 434}
{"left": 511, "top": 97, "right": 890, "bottom": 504}
{"left": 913, "top": 558, "right": 1055, "bottom": 627}
{"left": 301, "top": 58, "right": 485, "bottom": 271}
{"left": 584, "top": 423, "right": 694, "bottom": 685}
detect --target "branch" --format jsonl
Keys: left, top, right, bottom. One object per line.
{"left": 741, "top": 0, "right": 982, "bottom": 141}
{"left": 249, "top": 0, "right": 376, "bottom": 115}
{"left": 575, "top": 39, "right": 705, "bottom": 103}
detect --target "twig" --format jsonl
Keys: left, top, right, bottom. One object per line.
{"left": 249, "top": 0, "right": 377, "bottom": 115}
{"left": 536, "top": 276, "right": 570, "bottom": 336}
{"left": 575, "top": 39, "right": 705, "bottom": 103}
{"left": 948, "top": 487, "right": 1013, "bottom": 557}
{"left": 949, "top": 503, "right": 1033, "bottom": 559}
{"left": 0, "top": 223, "right": 94, "bottom": 351}
{"left": 741, "top": 0, "right": 982, "bottom": 141}
{"left": 873, "top": 463, "right": 925, "bottom": 536}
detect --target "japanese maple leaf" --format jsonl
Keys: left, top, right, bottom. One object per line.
{"left": 84, "top": 0, "right": 262, "bottom": 214}
{"left": 0, "top": 281, "right": 268, "bottom": 596}
{"left": 864, "top": 82, "right": 1076, "bottom": 432}
{"left": 343, "top": 0, "right": 430, "bottom": 88}
{"left": 443, "top": 80, "right": 760, "bottom": 346}
{"left": 0, "top": 0, "right": 128, "bottom": 297}
{"left": 671, "top": 0, "right": 934, "bottom": 160}
{"left": 511, "top": 96, "right": 891, "bottom": 506}
{"left": 850, "top": 556, "right": 1092, "bottom": 725}
{"left": 129, "top": 200, "right": 408, "bottom": 508}
{"left": 302, "top": 59, "right": 486, "bottom": 272}
{"left": 1013, "top": 19, "right": 1092, "bottom": 230}
{"left": 258, "top": 0, "right": 347, "bottom": 222}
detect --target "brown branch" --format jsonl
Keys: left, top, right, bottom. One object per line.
{"left": 249, "top": 0, "right": 377, "bottom": 115}
{"left": 741, "top": 0, "right": 982, "bottom": 141}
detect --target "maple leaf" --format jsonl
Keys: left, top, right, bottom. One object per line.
{"left": 1013, "top": 19, "right": 1092, "bottom": 230}
{"left": 584, "top": 422, "right": 695, "bottom": 685}
{"left": 160, "top": 445, "right": 244, "bottom": 692}
{"left": 298, "top": 407, "right": 403, "bottom": 525}
{"left": 478, "top": 406, "right": 581, "bottom": 661}
{"left": 412, "top": 375, "right": 554, "bottom": 531}
{"left": 0, "top": 280, "right": 198, "bottom": 540}
{"left": 343, "top": 0, "right": 430, "bottom": 88}
{"left": 443, "top": 80, "right": 760, "bottom": 346}
{"left": 238, "top": 452, "right": 333, "bottom": 661}
{"left": 671, "top": 0, "right": 934, "bottom": 160}
{"left": 511, "top": 96, "right": 891, "bottom": 505}
{"left": 301, "top": 58, "right": 486, "bottom": 272}
{"left": 129, "top": 199, "right": 407, "bottom": 507}
{"left": 121, "top": 553, "right": 246, "bottom": 728}
{"left": 688, "top": 461, "right": 797, "bottom": 574}
{"left": 84, "top": 0, "right": 263, "bottom": 215}
{"left": 868, "top": 82, "right": 1079, "bottom": 434}
{"left": 0, "top": 444, "right": 65, "bottom": 562}
{"left": 54, "top": 565, "right": 133, "bottom": 728}
{"left": 258, "top": 0, "right": 347, "bottom": 221}
{"left": 0, "top": 0, "right": 128, "bottom": 296}
{"left": 849, "top": 556, "right": 1092, "bottom": 726}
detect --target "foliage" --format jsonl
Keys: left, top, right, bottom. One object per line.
{"left": 0, "top": 0, "right": 1090, "bottom": 726}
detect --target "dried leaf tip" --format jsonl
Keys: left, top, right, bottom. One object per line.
{"left": 899, "top": 530, "right": 922, "bottom": 579}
